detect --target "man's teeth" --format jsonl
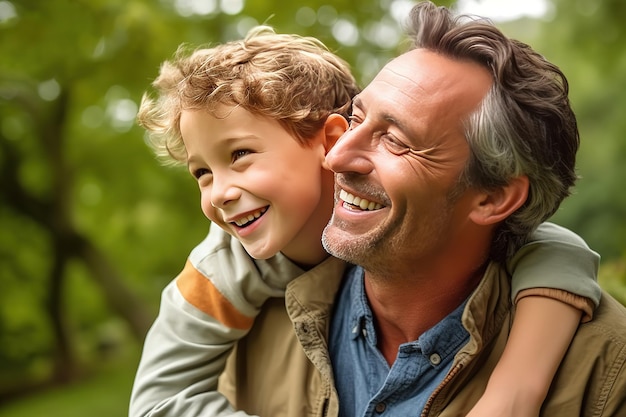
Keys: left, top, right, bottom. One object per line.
{"left": 339, "top": 189, "right": 383, "bottom": 210}
{"left": 234, "top": 208, "right": 266, "bottom": 227}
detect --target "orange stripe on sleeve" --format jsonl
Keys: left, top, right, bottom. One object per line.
{"left": 176, "top": 260, "right": 254, "bottom": 330}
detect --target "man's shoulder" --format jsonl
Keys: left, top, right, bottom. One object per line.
{"left": 542, "top": 291, "right": 626, "bottom": 416}
{"left": 569, "top": 290, "right": 626, "bottom": 377}
{"left": 559, "top": 290, "right": 626, "bottom": 377}
{"left": 585, "top": 291, "right": 626, "bottom": 337}
{"left": 571, "top": 291, "right": 626, "bottom": 356}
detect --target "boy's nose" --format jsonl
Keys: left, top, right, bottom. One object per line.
{"left": 209, "top": 177, "right": 240, "bottom": 209}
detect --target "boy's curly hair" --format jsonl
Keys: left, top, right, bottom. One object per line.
{"left": 138, "top": 26, "right": 360, "bottom": 164}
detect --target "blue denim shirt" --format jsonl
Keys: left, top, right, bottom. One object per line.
{"left": 329, "top": 265, "right": 469, "bottom": 416}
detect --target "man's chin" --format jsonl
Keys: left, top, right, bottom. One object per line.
{"left": 322, "top": 226, "right": 364, "bottom": 263}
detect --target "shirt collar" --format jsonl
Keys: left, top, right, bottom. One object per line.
{"left": 346, "top": 265, "right": 469, "bottom": 362}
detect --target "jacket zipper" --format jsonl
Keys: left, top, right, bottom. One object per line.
{"left": 321, "top": 397, "right": 329, "bottom": 417}
{"left": 421, "top": 362, "right": 465, "bottom": 416}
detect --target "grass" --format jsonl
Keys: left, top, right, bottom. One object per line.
{"left": 0, "top": 355, "right": 138, "bottom": 417}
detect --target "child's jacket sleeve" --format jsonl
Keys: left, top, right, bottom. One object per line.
{"left": 508, "top": 222, "right": 601, "bottom": 322}
{"left": 129, "top": 226, "right": 303, "bottom": 417}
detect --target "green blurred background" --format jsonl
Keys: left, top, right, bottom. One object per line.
{"left": 1, "top": 0, "right": 625, "bottom": 415}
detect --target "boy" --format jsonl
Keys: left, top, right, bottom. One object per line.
{"left": 130, "top": 26, "right": 600, "bottom": 417}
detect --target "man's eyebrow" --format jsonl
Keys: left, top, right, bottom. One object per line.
{"left": 352, "top": 94, "right": 410, "bottom": 134}
{"left": 383, "top": 113, "right": 407, "bottom": 132}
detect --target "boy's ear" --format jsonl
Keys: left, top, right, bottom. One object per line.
{"left": 323, "top": 114, "right": 349, "bottom": 152}
{"left": 469, "top": 176, "right": 529, "bottom": 226}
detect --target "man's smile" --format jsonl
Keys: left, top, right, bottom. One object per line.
{"left": 339, "top": 189, "right": 384, "bottom": 211}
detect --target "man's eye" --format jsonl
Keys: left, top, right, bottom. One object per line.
{"left": 348, "top": 115, "right": 361, "bottom": 129}
{"left": 381, "top": 134, "right": 411, "bottom": 155}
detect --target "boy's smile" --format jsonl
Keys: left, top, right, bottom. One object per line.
{"left": 180, "top": 105, "right": 333, "bottom": 265}
{"left": 230, "top": 207, "right": 268, "bottom": 228}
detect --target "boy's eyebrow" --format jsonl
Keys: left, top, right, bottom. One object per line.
{"left": 184, "top": 134, "right": 262, "bottom": 165}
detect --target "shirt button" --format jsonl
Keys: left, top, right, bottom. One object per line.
{"left": 429, "top": 353, "right": 442, "bottom": 365}
{"left": 375, "top": 402, "right": 386, "bottom": 413}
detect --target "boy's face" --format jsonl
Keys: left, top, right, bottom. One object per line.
{"left": 181, "top": 105, "right": 331, "bottom": 262}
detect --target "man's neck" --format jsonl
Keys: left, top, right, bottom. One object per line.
{"left": 364, "top": 262, "right": 485, "bottom": 365}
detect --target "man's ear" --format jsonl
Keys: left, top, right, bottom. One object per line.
{"left": 469, "top": 176, "right": 529, "bottom": 226}
{"left": 323, "top": 114, "right": 349, "bottom": 152}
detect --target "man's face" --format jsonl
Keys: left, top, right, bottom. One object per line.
{"left": 322, "top": 49, "right": 493, "bottom": 275}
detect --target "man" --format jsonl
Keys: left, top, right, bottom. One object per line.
{"left": 220, "top": 2, "right": 626, "bottom": 416}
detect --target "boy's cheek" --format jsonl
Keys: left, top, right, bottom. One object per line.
{"left": 200, "top": 194, "right": 218, "bottom": 222}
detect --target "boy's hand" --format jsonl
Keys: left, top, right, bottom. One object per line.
{"left": 465, "top": 386, "right": 541, "bottom": 417}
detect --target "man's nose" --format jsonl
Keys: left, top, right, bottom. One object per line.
{"left": 324, "top": 127, "right": 375, "bottom": 174}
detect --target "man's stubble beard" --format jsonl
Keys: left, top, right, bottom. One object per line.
{"left": 322, "top": 189, "right": 462, "bottom": 279}
{"left": 322, "top": 212, "right": 402, "bottom": 276}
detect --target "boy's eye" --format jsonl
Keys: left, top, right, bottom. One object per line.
{"left": 192, "top": 168, "right": 211, "bottom": 179}
{"left": 232, "top": 149, "right": 251, "bottom": 162}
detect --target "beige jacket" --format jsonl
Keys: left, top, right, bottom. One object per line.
{"left": 219, "top": 258, "right": 626, "bottom": 416}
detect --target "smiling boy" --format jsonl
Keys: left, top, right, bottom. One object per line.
{"left": 182, "top": 104, "right": 342, "bottom": 266}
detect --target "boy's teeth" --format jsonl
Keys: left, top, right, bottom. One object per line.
{"left": 234, "top": 208, "right": 265, "bottom": 226}
{"left": 339, "top": 189, "right": 382, "bottom": 211}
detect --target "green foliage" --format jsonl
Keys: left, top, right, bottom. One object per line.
{"left": 523, "top": 0, "right": 626, "bottom": 260}
{"left": 0, "top": 0, "right": 625, "bottom": 409}
{"left": 2, "top": 0, "right": 449, "bottom": 400}
{"left": 0, "top": 354, "right": 139, "bottom": 417}
{"left": 599, "top": 258, "right": 626, "bottom": 306}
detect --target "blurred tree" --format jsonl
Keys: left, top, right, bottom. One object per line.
{"left": 529, "top": 0, "right": 626, "bottom": 259}
{"left": 0, "top": 0, "right": 168, "bottom": 395}
{"left": 2, "top": 0, "right": 624, "bottom": 405}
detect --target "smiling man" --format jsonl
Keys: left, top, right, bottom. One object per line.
{"left": 323, "top": 3, "right": 626, "bottom": 416}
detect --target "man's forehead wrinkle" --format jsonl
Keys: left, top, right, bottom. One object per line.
{"left": 368, "top": 72, "right": 434, "bottom": 116}
{"left": 383, "top": 59, "right": 432, "bottom": 90}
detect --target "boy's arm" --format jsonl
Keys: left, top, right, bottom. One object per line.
{"left": 129, "top": 277, "right": 253, "bottom": 417}
{"left": 507, "top": 222, "right": 601, "bottom": 314}
{"left": 129, "top": 227, "right": 303, "bottom": 417}
{"left": 466, "top": 222, "right": 601, "bottom": 417}
{"left": 467, "top": 297, "right": 581, "bottom": 417}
